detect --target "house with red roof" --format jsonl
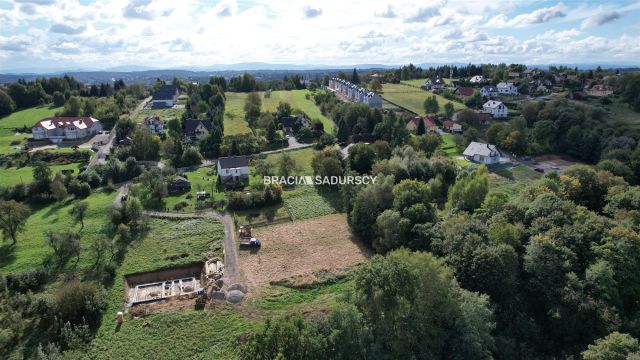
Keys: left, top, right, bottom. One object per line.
{"left": 32, "top": 117, "right": 102, "bottom": 143}
{"left": 406, "top": 116, "right": 437, "bottom": 133}
{"left": 455, "top": 86, "right": 475, "bottom": 98}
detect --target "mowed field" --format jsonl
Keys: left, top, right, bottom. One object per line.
{"left": 0, "top": 105, "right": 62, "bottom": 154}
{"left": 131, "top": 107, "right": 185, "bottom": 124}
{"left": 223, "top": 90, "right": 334, "bottom": 136}
{"left": 0, "top": 163, "right": 82, "bottom": 187}
{"left": 223, "top": 92, "right": 252, "bottom": 136}
{"left": 239, "top": 214, "right": 371, "bottom": 296}
{"left": 0, "top": 191, "right": 114, "bottom": 274}
{"left": 381, "top": 83, "right": 466, "bottom": 116}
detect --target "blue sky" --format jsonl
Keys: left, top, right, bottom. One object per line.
{"left": 0, "top": 0, "right": 638, "bottom": 72}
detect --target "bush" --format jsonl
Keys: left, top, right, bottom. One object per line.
{"left": 54, "top": 280, "right": 107, "bottom": 329}
{"left": 6, "top": 267, "right": 49, "bottom": 293}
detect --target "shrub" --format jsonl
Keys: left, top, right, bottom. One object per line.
{"left": 54, "top": 280, "right": 107, "bottom": 329}
{"left": 5, "top": 267, "right": 49, "bottom": 293}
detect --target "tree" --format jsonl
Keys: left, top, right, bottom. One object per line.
{"left": 0, "top": 89, "right": 16, "bottom": 117}
{"left": 582, "top": 332, "right": 640, "bottom": 360}
{"left": 353, "top": 249, "right": 479, "bottom": 359}
{"left": 416, "top": 117, "right": 426, "bottom": 135}
{"left": 266, "top": 120, "right": 277, "bottom": 141}
{"left": 45, "top": 230, "right": 81, "bottom": 265}
{"left": 181, "top": 146, "right": 203, "bottom": 166}
{"left": 423, "top": 95, "right": 439, "bottom": 114}
{"left": 444, "top": 102, "right": 455, "bottom": 118}
{"left": 32, "top": 161, "right": 52, "bottom": 192}
{"left": 50, "top": 172, "right": 67, "bottom": 201}
{"left": 375, "top": 210, "right": 411, "bottom": 252}
{"left": 69, "top": 201, "right": 88, "bottom": 231}
{"left": 54, "top": 280, "right": 107, "bottom": 329}
{"left": 276, "top": 102, "right": 292, "bottom": 120}
{"left": 446, "top": 165, "right": 489, "bottom": 212}
{"left": 369, "top": 79, "right": 382, "bottom": 92}
{"left": 348, "top": 143, "right": 376, "bottom": 174}
{"left": 0, "top": 200, "right": 30, "bottom": 246}
{"left": 62, "top": 96, "right": 83, "bottom": 117}
{"left": 278, "top": 152, "right": 297, "bottom": 177}
{"left": 244, "top": 314, "right": 329, "bottom": 359}
{"left": 52, "top": 91, "right": 66, "bottom": 107}
{"left": 351, "top": 68, "right": 360, "bottom": 84}
{"left": 131, "top": 128, "right": 161, "bottom": 161}
{"left": 411, "top": 133, "right": 442, "bottom": 155}
{"left": 90, "top": 235, "right": 114, "bottom": 268}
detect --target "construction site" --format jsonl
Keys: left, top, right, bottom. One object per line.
{"left": 123, "top": 256, "right": 240, "bottom": 309}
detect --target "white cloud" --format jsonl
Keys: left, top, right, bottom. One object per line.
{"left": 303, "top": 6, "right": 322, "bottom": 18}
{"left": 487, "top": 3, "right": 567, "bottom": 28}
{"left": 0, "top": 0, "right": 638, "bottom": 70}
{"left": 581, "top": 11, "right": 622, "bottom": 29}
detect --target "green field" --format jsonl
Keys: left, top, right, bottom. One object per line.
{"left": 283, "top": 185, "right": 343, "bottom": 220}
{"left": 264, "top": 147, "right": 316, "bottom": 175}
{"left": 131, "top": 107, "right": 185, "bottom": 124}
{"left": 262, "top": 90, "right": 334, "bottom": 133}
{"left": 400, "top": 78, "right": 458, "bottom": 88}
{"left": 163, "top": 166, "right": 225, "bottom": 212}
{"left": 439, "top": 134, "right": 472, "bottom": 166}
{"left": 0, "top": 105, "right": 62, "bottom": 154}
{"left": 0, "top": 191, "right": 115, "bottom": 274}
{"left": 491, "top": 165, "right": 542, "bottom": 195}
{"left": 223, "top": 90, "right": 334, "bottom": 136}
{"left": 0, "top": 163, "right": 82, "bottom": 187}
{"left": 381, "top": 83, "right": 466, "bottom": 116}
{"left": 223, "top": 92, "right": 252, "bottom": 136}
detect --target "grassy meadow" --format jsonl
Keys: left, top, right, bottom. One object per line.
{"left": 0, "top": 163, "right": 82, "bottom": 187}
{"left": 223, "top": 90, "right": 334, "bottom": 136}
{"left": 0, "top": 191, "right": 115, "bottom": 274}
{"left": 381, "top": 83, "right": 466, "bottom": 116}
{"left": 131, "top": 107, "right": 185, "bottom": 124}
{"left": 0, "top": 105, "right": 62, "bottom": 154}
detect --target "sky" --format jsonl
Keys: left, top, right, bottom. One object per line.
{"left": 0, "top": 0, "right": 639, "bottom": 72}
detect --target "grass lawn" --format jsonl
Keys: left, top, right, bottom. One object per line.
{"left": 0, "top": 105, "right": 62, "bottom": 154}
{"left": 0, "top": 163, "right": 82, "bottom": 187}
{"left": 163, "top": 166, "right": 226, "bottom": 212}
{"left": 0, "top": 191, "right": 115, "bottom": 274}
{"left": 262, "top": 90, "right": 334, "bottom": 133}
{"left": 381, "top": 83, "right": 466, "bottom": 116}
{"left": 400, "top": 78, "right": 458, "bottom": 88}
{"left": 491, "top": 165, "right": 542, "bottom": 195}
{"left": 223, "top": 90, "right": 334, "bottom": 136}
{"left": 263, "top": 147, "right": 316, "bottom": 175}
{"left": 223, "top": 92, "right": 252, "bottom": 136}
{"left": 439, "top": 134, "right": 473, "bottom": 166}
{"left": 131, "top": 107, "right": 184, "bottom": 124}
{"left": 282, "top": 185, "right": 343, "bottom": 220}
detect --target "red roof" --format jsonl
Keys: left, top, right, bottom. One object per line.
{"left": 456, "top": 86, "right": 474, "bottom": 97}
{"left": 411, "top": 116, "right": 436, "bottom": 128}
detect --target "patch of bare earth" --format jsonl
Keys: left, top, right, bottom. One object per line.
{"left": 238, "top": 214, "right": 371, "bottom": 297}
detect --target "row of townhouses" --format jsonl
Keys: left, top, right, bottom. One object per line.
{"left": 328, "top": 78, "right": 383, "bottom": 109}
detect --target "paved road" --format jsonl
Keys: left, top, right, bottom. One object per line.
{"left": 85, "top": 96, "right": 151, "bottom": 171}
{"left": 144, "top": 210, "right": 240, "bottom": 285}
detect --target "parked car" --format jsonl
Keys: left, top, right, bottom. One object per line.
{"left": 534, "top": 168, "right": 544, "bottom": 173}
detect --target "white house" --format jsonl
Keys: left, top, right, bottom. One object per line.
{"left": 217, "top": 156, "right": 249, "bottom": 187}
{"left": 32, "top": 117, "right": 103, "bottom": 143}
{"left": 469, "top": 75, "right": 486, "bottom": 84}
{"left": 183, "top": 119, "right": 212, "bottom": 143}
{"left": 463, "top": 142, "right": 501, "bottom": 164}
{"left": 151, "top": 84, "right": 180, "bottom": 108}
{"left": 497, "top": 82, "right": 519, "bottom": 95}
{"left": 483, "top": 100, "right": 508, "bottom": 118}
{"left": 481, "top": 85, "right": 498, "bottom": 98}
{"left": 143, "top": 116, "right": 164, "bottom": 135}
